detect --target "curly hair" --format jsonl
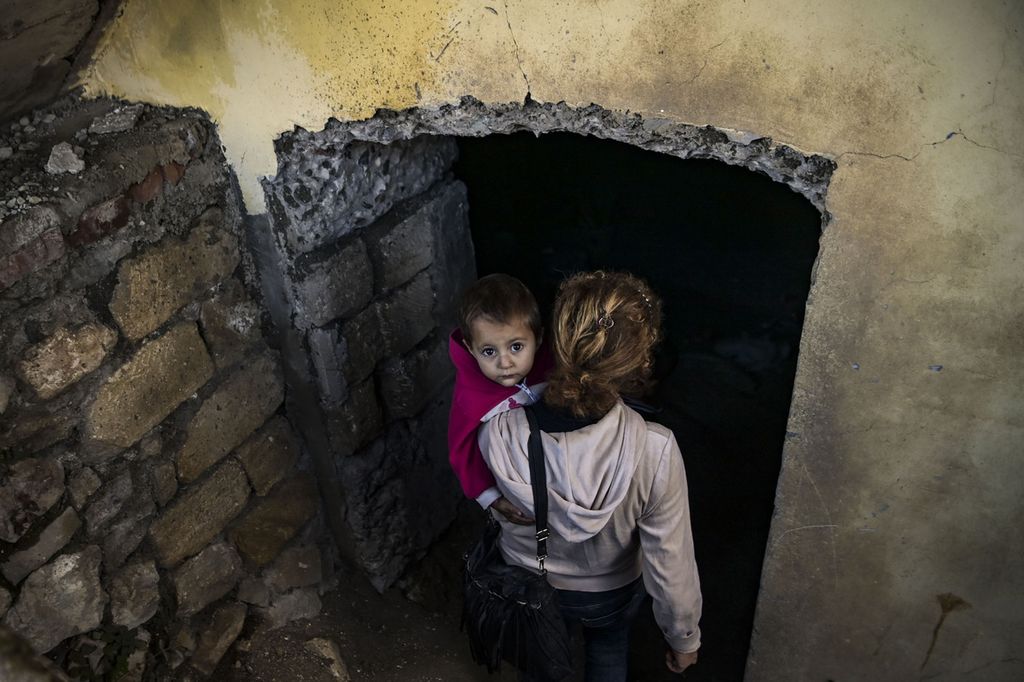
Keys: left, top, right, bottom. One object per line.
{"left": 545, "top": 271, "right": 663, "bottom": 419}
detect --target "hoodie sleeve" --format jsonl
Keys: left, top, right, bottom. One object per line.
{"left": 448, "top": 393, "right": 499, "bottom": 502}
{"left": 638, "top": 430, "right": 703, "bottom": 654}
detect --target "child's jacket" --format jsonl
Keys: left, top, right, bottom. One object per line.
{"left": 448, "top": 328, "right": 553, "bottom": 506}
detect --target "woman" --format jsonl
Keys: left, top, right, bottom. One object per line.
{"left": 480, "top": 271, "right": 702, "bottom": 681}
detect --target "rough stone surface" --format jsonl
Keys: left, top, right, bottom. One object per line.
{"left": 0, "top": 457, "right": 64, "bottom": 543}
{"left": 110, "top": 561, "right": 160, "bottom": 629}
{"left": 257, "top": 587, "right": 321, "bottom": 630}
{"left": 237, "top": 577, "right": 271, "bottom": 607}
{"left": 67, "top": 467, "right": 101, "bottom": 509}
{"left": 0, "top": 225, "right": 65, "bottom": 292}
{"left": 304, "top": 638, "right": 351, "bottom": 681}
{"left": 0, "top": 587, "right": 9, "bottom": 617}
{"left": 340, "top": 304, "right": 384, "bottom": 383}
{"left": 198, "top": 278, "right": 261, "bottom": 369}
{"left": 89, "top": 104, "right": 144, "bottom": 135}
{"left": 172, "top": 541, "right": 243, "bottom": 617}
{"left": 68, "top": 195, "right": 131, "bottom": 247}
{"left": 44, "top": 142, "right": 84, "bottom": 175}
{"left": 2, "top": 546, "right": 107, "bottom": 653}
{"left": 230, "top": 475, "right": 318, "bottom": 566}
{"left": 265, "top": 136, "right": 458, "bottom": 254}
{"left": 377, "top": 334, "right": 451, "bottom": 420}
{"left": 0, "top": 622, "right": 72, "bottom": 681}
{"left": 234, "top": 416, "right": 300, "bottom": 496}
{"left": 149, "top": 459, "right": 250, "bottom": 567}
{"left": 291, "top": 239, "right": 372, "bottom": 329}
{"left": 2, "top": 507, "right": 81, "bottom": 584}
{"left": 101, "top": 487, "right": 155, "bottom": 569}
{"left": 307, "top": 325, "right": 349, "bottom": 408}
{"left": 109, "top": 207, "right": 240, "bottom": 339}
{"left": 264, "top": 545, "right": 322, "bottom": 594}
{"left": 16, "top": 324, "right": 118, "bottom": 400}
{"left": 152, "top": 461, "right": 178, "bottom": 506}
{"left": 191, "top": 602, "right": 247, "bottom": 675}
{"left": 86, "top": 323, "right": 214, "bottom": 448}
{"left": 176, "top": 353, "right": 284, "bottom": 483}
{"left": 324, "top": 378, "right": 382, "bottom": 454}
{"left": 84, "top": 470, "right": 132, "bottom": 535}
{"left": 375, "top": 270, "right": 435, "bottom": 356}
{"left": 0, "top": 375, "right": 15, "bottom": 414}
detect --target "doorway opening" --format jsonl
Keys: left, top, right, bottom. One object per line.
{"left": 453, "top": 131, "right": 823, "bottom": 680}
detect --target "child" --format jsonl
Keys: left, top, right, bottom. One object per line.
{"left": 448, "top": 273, "right": 553, "bottom": 524}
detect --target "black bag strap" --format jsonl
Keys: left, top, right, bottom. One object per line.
{"left": 524, "top": 405, "right": 550, "bottom": 574}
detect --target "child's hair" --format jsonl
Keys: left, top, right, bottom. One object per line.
{"left": 457, "top": 273, "right": 543, "bottom": 344}
{"left": 545, "top": 271, "right": 663, "bottom": 419}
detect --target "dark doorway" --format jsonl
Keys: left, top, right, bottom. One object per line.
{"left": 453, "top": 131, "right": 822, "bottom": 681}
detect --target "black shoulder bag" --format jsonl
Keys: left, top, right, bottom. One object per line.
{"left": 461, "top": 405, "right": 573, "bottom": 680}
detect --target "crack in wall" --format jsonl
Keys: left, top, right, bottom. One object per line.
{"left": 502, "top": 1, "right": 531, "bottom": 95}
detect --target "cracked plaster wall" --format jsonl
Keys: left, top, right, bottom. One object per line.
{"left": 78, "top": 1, "right": 1024, "bottom": 679}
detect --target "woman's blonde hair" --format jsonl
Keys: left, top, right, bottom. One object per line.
{"left": 545, "top": 271, "right": 663, "bottom": 419}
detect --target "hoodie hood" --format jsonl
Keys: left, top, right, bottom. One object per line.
{"left": 481, "top": 401, "right": 647, "bottom": 542}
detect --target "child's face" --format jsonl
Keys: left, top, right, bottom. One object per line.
{"left": 464, "top": 316, "right": 539, "bottom": 388}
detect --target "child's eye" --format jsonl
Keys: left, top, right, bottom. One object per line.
{"left": 510, "top": 342, "right": 524, "bottom": 352}
{"left": 481, "top": 348, "right": 496, "bottom": 357}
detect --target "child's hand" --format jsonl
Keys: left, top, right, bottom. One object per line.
{"left": 490, "top": 496, "right": 534, "bottom": 525}
{"left": 665, "top": 647, "right": 698, "bottom": 674}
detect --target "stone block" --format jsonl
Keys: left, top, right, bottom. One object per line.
{"left": 264, "top": 545, "right": 322, "bottom": 594}
{"left": 0, "top": 409, "right": 74, "bottom": 457}
{"left": 304, "top": 638, "right": 351, "bottom": 681}
{"left": 191, "top": 603, "right": 247, "bottom": 675}
{"left": 84, "top": 470, "right": 132, "bottom": 535}
{"left": 377, "top": 334, "right": 451, "bottom": 420}
{"left": 176, "top": 353, "right": 284, "bottom": 483}
{"left": 229, "top": 475, "right": 318, "bottom": 566}
{"left": 0, "top": 226, "right": 65, "bottom": 292}
{"left": 0, "top": 375, "right": 14, "bottom": 415}
{"left": 291, "top": 239, "right": 372, "bottom": 329}
{"left": 67, "top": 195, "right": 131, "bottom": 247}
{"left": 199, "top": 279, "right": 262, "bottom": 369}
{"left": 340, "top": 304, "right": 384, "bottom": 383}
{"left": 152, "top": 462, "right": 178, "bottom": 506}
{"left": 110, "top": 561, "right": 160, "bottom": 629}
{"left": 101, "top": 488, "right": 155, "bottom": 570}
{"left": 363, "top": 181, "right": 470, "bottom": 292}
{"left": 237, "top": 577, "right": 270, "bottom": 607}
{"left": 172, "top": 542, "right": 243, "bottom": 617}
{"left": 257, "top": 587, "right": 321, "bottom": 631}
{"left": 109, "top": 207, "right": 240, "bottom": 340}
{"left": 86, "top": 323, "right": 214, "bottom": 448}
{"left": 0, "top": 588, "right": 9, "bottom": 618}
{"left": 324, "top": 378, "right": 382, "bottom": 454}
{"left": 2, "top": 546, "right": 107, "bottom": 653}
{"left": 234, "top": 416, "right": 300, "bottom": 497}
{"left": 270, "top": 135, "right": 458, "bottom": 254}
{"left": 16, "top": 323, "right": 118, "bottom": 401}
{"left": 149, "top": 459, "right": 251, "bottom": 568}
{"left": 0, "top": 457, "right": 64, "bottom": 543}
{"left": 376, "top": 270, "right": 436, "bottom": 356}
{"left": 307, "top": 326, "right": 349, "bottom": 408}
{"left": 2, "top": 507, "right": 80, "bottom": 584}
{"left": 424, "top": 184, "right": 475, "bottom": 329}
{"left": 68, "top": 467, "right": 101, "bottom": 509}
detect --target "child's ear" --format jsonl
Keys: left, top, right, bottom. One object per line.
{"left": 461, "top": 337, "right": 473, "bottom": 353}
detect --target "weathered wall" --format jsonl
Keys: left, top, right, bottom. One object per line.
{"left": 80, "top": 1, "right": 1024, "bottom": 679}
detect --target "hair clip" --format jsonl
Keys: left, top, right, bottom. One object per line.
{"left": 597, "top": 315, "right": 615, "bottom": 330}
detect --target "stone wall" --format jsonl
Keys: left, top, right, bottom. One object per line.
{"left": 0, "top": 99, "right": 327, "bottom": 678}
{"left": 262, "top": 131, "right": 474, "bottom": 590}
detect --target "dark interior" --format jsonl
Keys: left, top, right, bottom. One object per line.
{"left": 453, "top": 131, "right": 822, "bottom": 680}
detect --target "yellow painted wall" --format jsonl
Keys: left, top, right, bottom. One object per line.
{"left": 83, "top": 1, "right": 1024, "bottom": 678}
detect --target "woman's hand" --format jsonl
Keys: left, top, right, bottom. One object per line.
{"left": 490, "top": 496, "right": 534, "bottom": 525}
{"left": 665, "top": 647, "right": 698, "bottom": 673}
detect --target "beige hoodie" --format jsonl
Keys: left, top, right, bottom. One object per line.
{"left": 479, "top": 400, "right": 702, "bottom": 653}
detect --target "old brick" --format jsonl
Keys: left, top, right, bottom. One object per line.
{"left": 0, "top": 457, "right": 64, "bottom": 543}
{"left": 291, "top": 239, "right": 372, "bottom": 329}
{"left": 325, "top": 378, "right": 382, "bottom": 454}
{"left": 162, "top": 161, "right": 186, "bottom": 185}
{"left": 109, "top": 207, "right": 240, "bottom": 339}
{"left": 128, "top": 167, "right": 163, "bottom": 204}
{"left": 86, "top": 323, "right": 214, "bottom": 448}
{"left": 172, "top": 542, "right": 243, "bottom": 617}
{"left": 229, "top": 475, "right": 318, "bottom": 566}
{"left": 235, "top": 416, "right": 300, "bottom": 496}
{"left": 149, "top": 459, "right": 250, "bottom": 567}
{"left": 1, "top": 507, "right": 80, "bottom": 585}
{"left": 307, "top": 326, "right": 349, "bottom": 408}
{"left": 199, "top": 279, "right": 261, "bottom": 369}
{"left": 191, "top": 602, "right": 247, "bottom": 675}
{"left": 377, "top": 334, "right": 451, "bottom": 420}
{"left": 376, "top": 270, "right": 435, "bottom": 356}
{"left": 176, "top": 354, "right": 284, "bottom": 483}
{"left": 16, "top": 323, "right": 118, "bottom": 400}
{"left": 0, "top": 206, "right": 63, "bottom": 256}
{"left": 0, "top": 227, "right": 65, "bottom": 292}
{"left": 340, "top": 304, "right": 384, "bottom": 383}
{"left": 152, "top": 461, "right": 178, "bottom": 506}
{"left": 68, "top": 195, "right": 131, "bottom": 247}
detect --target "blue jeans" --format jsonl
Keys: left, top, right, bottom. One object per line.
{"left": 522, "top": 577, "right": 647, "bottom": 682}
